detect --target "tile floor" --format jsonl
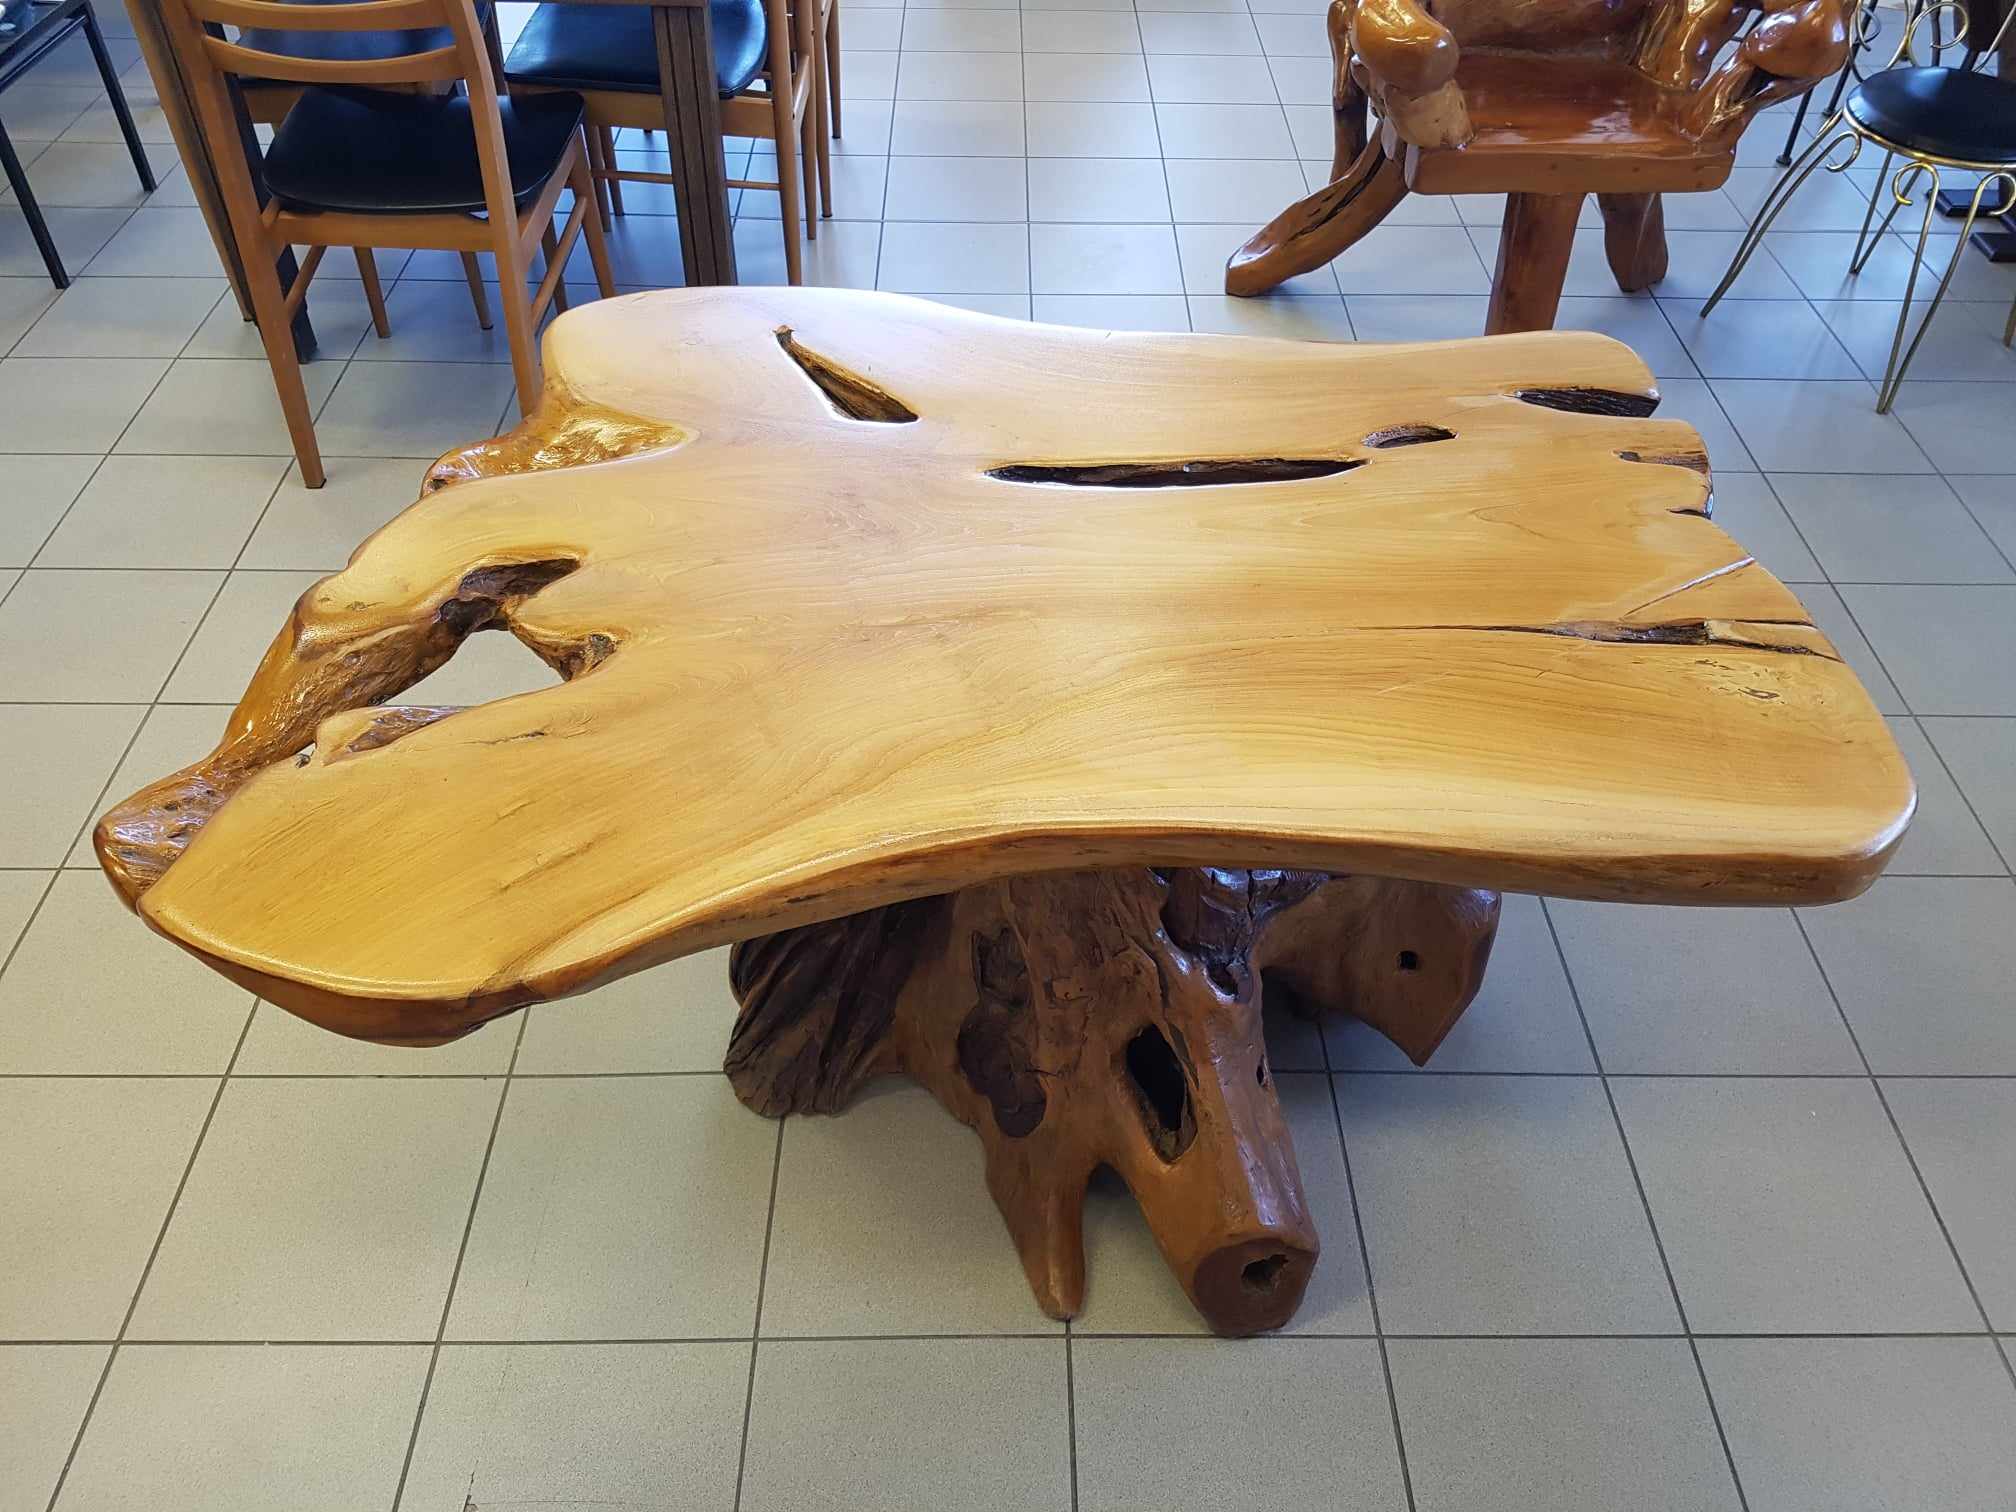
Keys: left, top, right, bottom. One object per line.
{"left": 4, "top": 1, "right": 2016, "bottom": 1508}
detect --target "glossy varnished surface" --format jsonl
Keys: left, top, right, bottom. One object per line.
{"left": 95, "top": 289, "right": 1912, "bottom": 1042}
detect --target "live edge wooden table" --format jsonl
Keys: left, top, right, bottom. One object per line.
{"left": 95, "top": 288, "right": 1914, "bottom": 1337}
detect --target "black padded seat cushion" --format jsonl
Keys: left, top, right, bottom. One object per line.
{"left": 504, "top": 0, "right": 766, "bottom": 100}
{"left": 1846, "top": 66, "right": 2016, "bottom": 165}
{"left": 262, "top": 86, "right": 586, "bottom": 214}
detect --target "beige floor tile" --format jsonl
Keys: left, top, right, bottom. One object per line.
{"left": 13, "top": 142, "right": 156, "bottom": 209}
{"left": 1702, "top": 1338, "right": 2016, "bottom": 1512}
{"left": 761, "top": 1082, "right": 1055, "bottom": 1335}
{"left": 1551, "top": 901, "right": 1862, "bottom": 1074}
{"left": 237, "top": 458, "right": 428, "bottom": 571}
{"left": 1341, "top": 1073, "right": 1678, "bottom": 1333}
{"left": 1329, "top": 893, "right": 1592, "bottom": 1073}
{"left": 1030, "top": 222, "right": 1183, "bottom": 294}
{"left": 157, "top": 569, "right": 318, "bottom": 703}
{"left": 116, "top": 357, "right": 343, "bottom": 457}
{"left": 0, "top": 871, "right": 47, "bottom": 955}
{"left": 1138, "top": 9, "right": 1261, "bottom": 51}
{"left": 1187, "top": 292, "right": 1353, "bottom": 339}
{"left": 1391, "top": 1338, "right": 1739, "bottom": 1512}
{"left": 0, "top": 1077, "right": 214, "bottom": 1338}
{"left": 0, "top": 871, "right": 251, "bottom": 1073}
{"left": 1710, "top": 378, "right": 1932, "bottom": 473}
{"left": 878, "top": 221, "right": 1031, "bottom": 293}
{"left": 1885, "top": 1078, "right": 2016, "bottom": 1330}
{"left": 401, "top": 627, "right": 563, "bottom": 705}
{"left": 1888, "top": 380, "right": 2016, "bottom": 474}
{"left": 514, "top": 948, "right": 742, "bottom": 1074}
{"left": 0, "top": 207, "right": 127, "bottom": 278}
{"left": 1020, "top": 8, "right": 1140, "bottom": 51}
{"left": 58, "top": 1344, "right": 427, "bottom": 1512}
{"left": 233, "top": 999, "right": 516, "bottom": 1075}
{"left": 1614, "top": 1075, "right": 1979, "bottom": 1332}
{"left": 1162, "top": 156, "right": 1304, "bottom": 222}
{"left": 0, "top": 454, "right": 96, "bottom": 566}
{"left": 1710, "top": 474, "right": 1822, "bottom": 581}
{"left": 402, "top": 1342, "right": 747, "bottom": 1512}
{"left": 0, "top": 703, "right": 144, "bottom": 866}
{"left": 61, "top": 702, "right": 229, "bottom": 867}
{"left": 11, "top": 276, "right": 224, "bottom": 359}
{"left": 448, "top": 1076, "right": 773, "bottom": 1339}
{"left": 83, "top": 207, "right": 240, "bottom": 277}
{"left": 902, "top": 6, "right": 1019, "bottom": 49}
{"left": 1026, "top": 156, "right": 1170, "bottom": 221}
{"left": 889, "top": 99, "right": 1025, "bottom": 156}
{"left": 180, "top": 275, "right": 374, "bottom": 362}
{"left": 883, "top": 154, "right": 1028, "bottom": 221}
{"left": 1154, "top": 101, "right": 1294, "bottom": 158}
{"left": 1025, "top": 100, "right": 1160, "bottom": 157}
{"left": 1843, "top": 584, "right": 2016, "bottom": 714}
{"left": 34, "top": 454, "right": 284, "bottom": 568}
{"left": 1074, "top": 1337, "right": 1403, "bottom": 1512}
{"left": 0, "top": 273, "right": 62, "bottom": 351}
{"left": 0, "top": 356, "right": 167, "bottom": 452}
{"left": 0, "top": 567, "right": 217, "bottom": 701}
{"left": 1801, "top": 877, "right": 2016, "bottom": 1072}
{"left": 1023, "top": 51, "right": 1150, "bottom": 102}
{"left": 1075, "top": 1072, "right": 1372, "bottom": 1334}
{"left": 1800, "top": 582, "right": 1906, "bottom": 712}
{"left": 895, "top": 50, "right": 1024, "bottom": 100}
{"left": 1922, "top": 716, "right": 2016, "bottom": 862}
{"left": 128, "top": 1078, "right": 499, "bottom": 1339}
{"left": 0, "top": 1345, "right": 108, "bottom": 1510}
{"left": 312, "top": 361, "right": 517, "bottom": 459}
{"left": 1031, "top": 292, "right": 1191, "bottom": 331}
{"left": 1880, "top": 718, "right": 2006, "bottom": 875}
{"left": 742, "top": 1338, "right": 1070, "bottom": 1512}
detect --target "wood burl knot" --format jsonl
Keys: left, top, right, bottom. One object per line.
{"left": 90, "top": 289, "right": 1912, "bottom": 1338}
{"left": 727, "top": 868, "right": 1498, "bottom": 1334}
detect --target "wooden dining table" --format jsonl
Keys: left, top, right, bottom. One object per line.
{"left": 119, "top": 0, "right": 738, "bottom": 354}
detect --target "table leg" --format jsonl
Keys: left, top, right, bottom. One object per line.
{"left": 1486, "top": 190, "right": 1584, "bottom": 335}
{"left": 651, "top": 2, "right": 737, "bottom": 286}
{"left": 725, "top": 867, "right": 1500, "bottom": 1336}
{"left": 1597, "top": 191, "right": 1668, "bottom": 294}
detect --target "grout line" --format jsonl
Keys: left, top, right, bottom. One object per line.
{"left": 39, "top": 1001, "right": 256, "bottom": 1512}
{"left": 386, "top": 1014, "right": 529, "bottom": 1512}
{"left": 728, "top": 1114, "right": 788, "bottom": 1512}
{"left": 1788, "top": 908, "right": 2016, "bottom": 1391}
{"left": 1538, "top": 896, "right": 1755, "bottom": 1512}
{"left": 1320, "top": 1006, "right": 1418, "bottom": 1511}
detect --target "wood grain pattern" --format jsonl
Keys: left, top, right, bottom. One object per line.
{"left": 726, "top": 867, "right": 1500, "bottom": 1335}
{"left": 93, "top": 287, "right": 1914, "bottom": 1046}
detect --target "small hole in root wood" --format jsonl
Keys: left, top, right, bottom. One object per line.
{"left": 1397, "top": 950, "right": 1421, "bottom": 972}
{"left": 1124, "top": 1024, "right": 1196, "bottom": 1162}
{"left": 1255, "top": 1057, "right": 1269, "bottom": 1089}
{"left": 1242, "top": 1254, "right": 1289, "bottom": 1293}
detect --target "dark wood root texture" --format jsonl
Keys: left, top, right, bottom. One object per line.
{"left": 725, "top": 866, "right": 1500, "bottom": 1336}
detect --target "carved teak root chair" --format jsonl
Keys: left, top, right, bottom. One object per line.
{"left": 1228, "top": 0, "right": 1852, "bottom": 331}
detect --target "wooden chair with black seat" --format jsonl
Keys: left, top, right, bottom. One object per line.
{"left": 504, "top": 0, "right": 828, "bottom": 285}
{"left": 225, "top": 0, "right": 505, "bottom": 335}
{"left": 154, "top": 0, "right": 616, "bottom": 488}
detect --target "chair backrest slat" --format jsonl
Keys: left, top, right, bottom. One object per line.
{"left": 187, "top": 0, "right": 446, "bottom": 33}
{"left": 201, "top": 31, "right": 464, "bottom": 83}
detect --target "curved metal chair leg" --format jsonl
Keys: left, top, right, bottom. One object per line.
{"left": 1876, "top": 169, "right": 2016, "bottom": 412}
{"left": 1704, "top": 118, "right": 1855, "bottom": 316}
{"left": 1849, "top": 150, "right": 1897, "bottom": 271}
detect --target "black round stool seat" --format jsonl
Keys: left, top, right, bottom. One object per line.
{"left": 1845, "top": 66, "right": 2016, "bottom": 165}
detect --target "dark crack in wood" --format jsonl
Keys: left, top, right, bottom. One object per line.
{"left": 988, "top": 458, "right": 1363, "bottom": 488}
{"left": 1620, "top": 448, "right": 1711, "bottom": 474}
{"left": 775, "top": 325, "right": 919, "bottom": 423}
{"left": 1406, "top": 619, "right": 1837, "bottom": 658}
{"left": 1364, "top": 424, "right": 1456, "bottom": 449}
{"left": 1512, "top": 387, "right": 1661, "bottom": 418}
{"left": 956, "top": 924, "right": 1047, "bottom": 1138}
{"left": 436, "top": 559, "right": 578, "bottom": 636}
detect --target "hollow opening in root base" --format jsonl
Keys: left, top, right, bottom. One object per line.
{"left": 1123, "top": 1024, "right": 1197, "bottom": 1162}
{"left": 1242, "top": 1254, "right": 1290, "bottom": 1293}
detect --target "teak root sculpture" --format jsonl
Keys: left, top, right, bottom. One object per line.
{"left": 1228, "top": 0, "right": 1852, "bottom": 331}
{"left": 91, "top": 290, "right": 1912, "bottom": 1336}
{"left": 727, "top": 868, "right": 1499, "bottom": 1334}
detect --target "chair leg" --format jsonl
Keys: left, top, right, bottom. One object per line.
{"left": 492, "top": 245, "right": 544, "bottom": 420}
{"left": 571, "top": 144, "right": 618, "bottom": 299}
{"left": 1485, "top": 191, "right": 1583, "bottom": 335}
{"left": 82, "top": 4, "right": 157, "bottom": 192}
{"left": 2004, "top": 292, "right": 2015, "bottom": 349}
{"left": 597, "top": 124, "right": 625, "bottom": 221}
{"left": 354, "top": 248, "right": 392, "bottom": 339}
{"left": 460, "top": 252, "right": 494, "bottom": 330}
{"left": 242, "top": 255, "right": 324, "bottom": 487}
{"left": 801, "top": 88, "right": 821, "bottom": 237}
{"left": 1875, "top": 169, "right": 2013, "bottom": 412}
{"left": 1849, "top": 150, "right": 1898, "bottom": 273}
{"left": 773, "top": 89, "right": 804, "bottom": 284}
{"left": 1702, "top": 117, "right": 1849, "bottom": 317}
{"left": 812, "top": 22, "right": 833, "bottom": 220}
{"left": 0, "top": 118, "right": 66, "bottom": 288}
{"left": 1596, "top": 192, "right": 1667, "bottom": 293}
{"left": 542, "top": 225, "right": 570, "bottom": 313}
{"left": 585, "top": 125, "right": 613, "bottom": 232}
{"left": 825, "top": 0, "right": 841, "bottom": 139}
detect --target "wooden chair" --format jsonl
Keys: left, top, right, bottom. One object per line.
{"left": 504, "top": 0, "right": 828, "bottom": 284}
{"left": 154, "top": 0, "right": 616, "bottom": 488}
{"left": 1228, "top": 0, "right": 1854, "bottom": 332}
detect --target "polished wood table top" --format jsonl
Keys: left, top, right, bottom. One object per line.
{"left": 96, "top": 288, "right": 1914, "bottom": 1049}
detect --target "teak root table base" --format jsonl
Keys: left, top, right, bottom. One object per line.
{"left": 92, "top": 289, "right": 1912, "bottom": 1339}
{"left": 727, "top": 868, "right": 1498, "bottom": 1335}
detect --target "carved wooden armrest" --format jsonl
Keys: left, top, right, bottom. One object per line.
{"left": 1684, "top": 0, "right": 1852, "bottom": 138}
{"left": 1348, "top": 0, "right": 1472, "bottom": 150}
